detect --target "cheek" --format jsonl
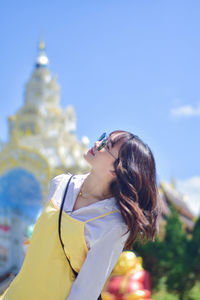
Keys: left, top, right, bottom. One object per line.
{"left": 95, "top": 153, "right": 113, "bottom": 169}
{"left": 100, "top": 155, "right": 114, "bottom": 170}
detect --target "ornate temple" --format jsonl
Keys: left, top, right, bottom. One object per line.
{"left": 0, "top": 41, "right": 90, "bottom": 278}
{"left": 158, "top": 179, "right": 195, "bottom": 238}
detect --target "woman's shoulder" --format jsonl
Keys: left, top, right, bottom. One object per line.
{"left": 92, "top": 203, "right": 128, "bottom": 238}
{"left": 89, "top": 212, "right": 129, "bottom": 249}
{"left": 109, "top": 205, "right": 129, "bottom": 240}
{"left": 46, "top": 172, "right": 72, "bottom": 201}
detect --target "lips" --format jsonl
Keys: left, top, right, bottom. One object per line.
{"left": 89, "top": 148, "right": 95, "bottom": 156}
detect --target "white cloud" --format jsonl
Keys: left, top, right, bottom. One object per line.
{"left": 176, "top": 176, "right": 200, "bottom": 217}
{"left": 171, "top": 103, "right": 200, "bottom": 117}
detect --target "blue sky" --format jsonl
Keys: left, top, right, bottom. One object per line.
{"left": 0, "top": 1, "right": 199, "bottom": 214}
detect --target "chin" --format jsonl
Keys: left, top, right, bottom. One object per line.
{"left": 83, "top": 152, "right": 92, "bottom": 164}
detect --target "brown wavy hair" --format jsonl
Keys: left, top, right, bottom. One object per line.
{"left": 109, "top": 130, "right": 161, "bottom": 250}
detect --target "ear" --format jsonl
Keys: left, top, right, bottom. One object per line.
{"left": 110, "top": 170, "right": 116, "bottom": 177}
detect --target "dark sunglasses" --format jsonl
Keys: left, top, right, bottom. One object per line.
{"left": 96, "top": 132, "right": 117, "bottom": 159}
{"left": 97, "top": 132, "right": 107, "bottom": 151}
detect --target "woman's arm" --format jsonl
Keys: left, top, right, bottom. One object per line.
{"left": 66, "top": 223, "right": 128, "bottom": 300}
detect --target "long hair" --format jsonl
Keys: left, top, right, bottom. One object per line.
{"left": 109, "top": 130, "right": 161, "bottom": 250}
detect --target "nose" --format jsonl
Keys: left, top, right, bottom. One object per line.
{"left": 94, "top": 141, "right": 101, "bottom": 148}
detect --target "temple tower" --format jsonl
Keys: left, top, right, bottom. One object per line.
{"left": 0, "top": 40, "right": 90, "bottom": 274}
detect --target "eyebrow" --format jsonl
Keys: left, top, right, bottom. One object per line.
{"left": 109, "top": 139, "right": 116, "bottom": 148}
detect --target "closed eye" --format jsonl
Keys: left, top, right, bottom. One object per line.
{"left": 106, "top": 141, "right": 111, "bottom": 150}
{"left": 109, "top": 139, "right": 115, "bottom": 148}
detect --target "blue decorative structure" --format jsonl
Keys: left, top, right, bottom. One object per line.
{"left": 0, "top": 168, "right": 42, "bottom": 223}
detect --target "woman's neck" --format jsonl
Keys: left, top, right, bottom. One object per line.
{"left": 81, "top": 171, "right": 113, "bottom": 200}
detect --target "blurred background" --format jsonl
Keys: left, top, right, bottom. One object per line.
{"left": 0, "top": 1, "right": 199, "bottom": 299}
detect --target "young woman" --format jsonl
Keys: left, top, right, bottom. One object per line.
{"left": 0, "top": 130, "right": 160, "bottom": 300}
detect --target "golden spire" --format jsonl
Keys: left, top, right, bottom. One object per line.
{"left": 38, "top": 39, "right": 45, "bottom": 51}
{"left": 35, "top": 39, "right": 49, "bottom": 68}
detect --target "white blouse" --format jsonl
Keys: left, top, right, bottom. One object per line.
{"left": 47, "top": 173, "right": 129, "bottom": 300}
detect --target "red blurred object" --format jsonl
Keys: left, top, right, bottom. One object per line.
{"left": 0, "top": 225, "right": 11, "bottom": 232}
{"left": 102, "top": 251, "right": 152, "bottom": 300}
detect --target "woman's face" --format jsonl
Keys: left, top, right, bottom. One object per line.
{"left": 83, "top": 132, "right": 123, "bottom": 177}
